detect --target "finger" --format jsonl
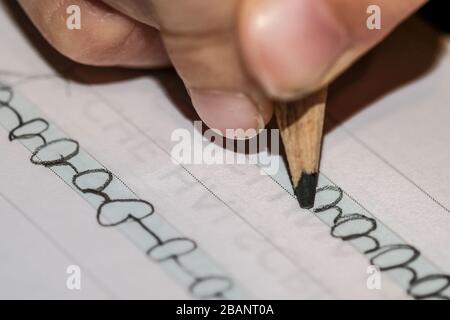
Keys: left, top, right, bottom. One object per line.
{"left": 103, "top": 0, "right": 274, "bottom": 138}
{"left": 18, "top": 0, "right": 170, "bottom": 68}
{"left": 240, "top": 0, "right": 427, "bottom": 99}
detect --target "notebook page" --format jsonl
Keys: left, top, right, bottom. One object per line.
{"left": 1, "top": 2, "right": 449, "bottom": 299}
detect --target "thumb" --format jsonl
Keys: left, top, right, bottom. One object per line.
{"left": 240, "top": 0, "right": 427, "bottom": 99}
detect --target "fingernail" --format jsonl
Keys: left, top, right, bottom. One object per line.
{"left": 242, "top": 0, "right": 350, "bottom": 98}
{"left": 189, "top": 89, "right": 265, "bottom": 139}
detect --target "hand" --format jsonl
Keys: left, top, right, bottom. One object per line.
{"left": 18, "top": 0, "right": 426, "bottom": 137}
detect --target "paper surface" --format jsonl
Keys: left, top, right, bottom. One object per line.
{"left": 1, "top": 3, "right": 449, "bottom": 299}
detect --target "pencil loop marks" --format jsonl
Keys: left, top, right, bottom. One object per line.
{"left": 0, "top": 82, "right": 236, "bottom": 299}
{"left": 313, "top": 182, "right": 450, "bottom": 299}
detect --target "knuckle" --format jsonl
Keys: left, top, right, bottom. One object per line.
{"left": 42, "top": 1, "right": 134, "bottom": 65}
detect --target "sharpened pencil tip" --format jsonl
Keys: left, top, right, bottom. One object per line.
{"left": 294, "top": 172, "right": 319, "bottom": 209}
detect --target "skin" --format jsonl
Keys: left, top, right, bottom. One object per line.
{"left": 18, "top": 0, "right": 426, "bottom": 138}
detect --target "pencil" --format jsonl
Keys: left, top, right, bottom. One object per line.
{"left": 274, "top": 88, "right": 327, "bottom": 209}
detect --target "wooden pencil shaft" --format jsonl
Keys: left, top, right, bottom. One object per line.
{"left": 275, "top": 88, "right": 327, "bottom": 187}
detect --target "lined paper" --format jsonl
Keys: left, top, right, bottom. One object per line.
{"left": 1, "top": 3, "right": 449, "bottom": 299}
